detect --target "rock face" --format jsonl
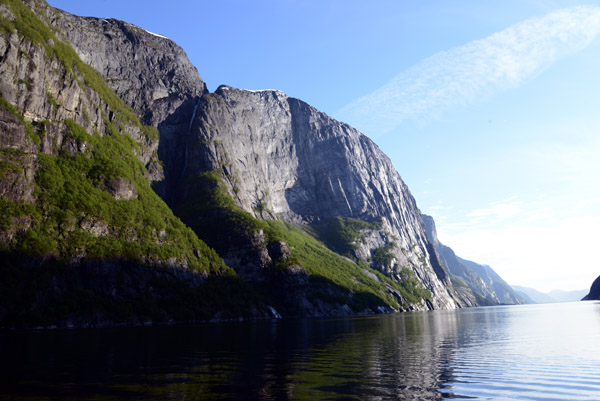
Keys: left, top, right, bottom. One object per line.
{"left": 422, "top": 214, "right": 526, "bottom": 306}
{"left": 582, "top": 275, "right": 600, "bottom": 300}
{"left": 47, "top": 7, "right": 206, "bottom": 127}
{"left": 165, "top": 86, "right": 458, "bottom": 310}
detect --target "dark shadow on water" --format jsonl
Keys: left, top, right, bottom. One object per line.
{"left": 0, "top": 312, "right": 461, "bottom": 400}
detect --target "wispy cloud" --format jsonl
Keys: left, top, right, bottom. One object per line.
{"left": 335, "top": 6, "right": 600, "bottom": 135}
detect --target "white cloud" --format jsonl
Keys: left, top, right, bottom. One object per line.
{"left": 467, "top": 197, "right": 523, "bottom": 220}
{"left": 335, "top": 6, "right": 600, "bottom": 135}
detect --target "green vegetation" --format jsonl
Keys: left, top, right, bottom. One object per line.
{"left": 31, "top": 119, "right": 226, "bottom": 272}
{"left": 321, "top": 216, "right": 382, "bottom": 256}
{"left": 176, "top": 170, "right": 430, "bottom": 310}
{"left": 399, "top": 268, "right": 431, "bottom": 302}
{"left": 46, "top": 91, "right": 59, "bottom": 110}
{"left": 371, "top": 243, "right": 395, "bottom": 270}
{"left": 266, "top": 220, "right": 401, "bottom": 310}
{"left": 175, "top": 171, "right": 284, "bottom": 249}
{"left": 0, "top": 0, "right": 151, "bottom": 134}
{"left": 0, "top": 1, "right": 229, "bottom": 275}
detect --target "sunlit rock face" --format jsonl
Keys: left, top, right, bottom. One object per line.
{"left": 165, "top": 85, "right": 458, "bottom": 310}
{"left": 48, "top": 6, "right": 207, "bottom": 127}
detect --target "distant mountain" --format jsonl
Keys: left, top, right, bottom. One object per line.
{"left": 422, "top": 215, "right": 527, "bottom": 306}
{"left": 513, "top": 290, "right": 536, "bottom": 304}
{"left": 512, "top": 286, "right": 588, "bottom": 303}
{"left": 458, "top": 257, "right": 528, "bottom": 305}
{"left": 547, "top": 289, "right": 588, "bottom": 302}
{"left": 582, "top": 275, "right": 600, "bottom": 300}
{"left": 512, "top": 286, "right": 556, "bottom": 304}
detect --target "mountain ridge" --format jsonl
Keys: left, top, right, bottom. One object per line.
{"left": 514, "top": 285, "right": 589, "bottom": 303}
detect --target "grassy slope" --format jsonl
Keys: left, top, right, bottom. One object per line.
{"left": 176, "top": 171, "right": 431, "bottom": 312}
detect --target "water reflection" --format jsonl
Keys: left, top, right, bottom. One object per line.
{"left": 1, "top": 302, "right": 599, "bottom": 400}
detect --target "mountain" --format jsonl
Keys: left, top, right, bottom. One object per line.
{"left": 513, "top": 286, "right": 588, "bottom": 303}
{"left": 1, "top": 0, "right": 469, "bottom": 327}
{"left": 582, "top": 275, "right": 600, "bottom": 300}
{"left": 512, "top": 286, "right": 555, "bottom": 303}
{"left": 163, "top": 85, "right": 459, "bottom": 313}
{"left": 422, "top": 214, "right": 527, "bottom": 306}
{"left": 512, "top": 288, "right": 536, "bottom": 304}
{"left": 547, "top": 289, "right": 588, "bottom": 303}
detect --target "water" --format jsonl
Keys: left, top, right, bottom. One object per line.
{"left": 1, "top": 302, "right": 599, "bottom": 400}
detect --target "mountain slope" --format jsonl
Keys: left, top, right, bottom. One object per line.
{"left": 422, "top": 214, "right": 526, "bottom": 306}
{"left": 458, "top": 257, "right": 527, "bottom": 305}
{"left": 582, "top": 275, "right": 600, "bottom": 300}
{"left": 515, "top": 286, "right": 590, "bottom": 303}
{"left": 512, "top": 286, "right": 556, "bottom": 303}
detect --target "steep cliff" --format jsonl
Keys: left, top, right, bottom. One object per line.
{"left": 422, "top": 214, "right": 526, "bottom": 305}
{"left": 165, "top": 86, "right": 458, "bottom": 311}
{"left": 42, "top": 2, "right": 207, "bottom": 190}
{"left": 1, "top": 0, "right": 471, "bottom": 326}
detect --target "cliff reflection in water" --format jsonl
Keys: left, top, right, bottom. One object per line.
{"left": 0, "top": 311, "right": 462, "bottom": 400}
{"left": 2, "top": 302, "right": 599, "bottom": 400}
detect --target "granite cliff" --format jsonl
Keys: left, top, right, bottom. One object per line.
{"left": 162, "top": 86, "right": 458, "bottom": 312}
{"left": 0, "top": 0, "right": 521, "bottom": 327}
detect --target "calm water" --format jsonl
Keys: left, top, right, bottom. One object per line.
{"left": 1, "top": 302, "right": 599, "bottom": 400}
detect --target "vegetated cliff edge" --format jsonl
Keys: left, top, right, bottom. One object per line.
{"left": 422, "top": 214, "right": 527, "bottom": 306}
{"left": 0, "top": 0, "right": 509, "bottom": 328}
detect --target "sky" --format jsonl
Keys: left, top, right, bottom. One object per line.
{"left": 49, "top": 0, "right": 600, "bottom": 293}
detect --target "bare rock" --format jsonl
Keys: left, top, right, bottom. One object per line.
{"left": 106, "top": 177, "right": 138, "bottom": 200}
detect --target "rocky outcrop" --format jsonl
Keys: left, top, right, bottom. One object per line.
{"left": 166, "top": 86, "right": 458, "bottom": 310}
{"left": 45, "top": 5, "right": 206, "bottom": 126}
{"left": 582, "top": 275, "right": 600, "bottom": 300}
{"left": 422, "top": 214, "right": 526, "bottom": 306}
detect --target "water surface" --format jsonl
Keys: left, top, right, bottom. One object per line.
{"left": 1, "top": 302, "right": 599, "bottom": 400}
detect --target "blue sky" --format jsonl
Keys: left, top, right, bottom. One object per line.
{"left": 49, "top": 0, "right": 600, "bottom": 292}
